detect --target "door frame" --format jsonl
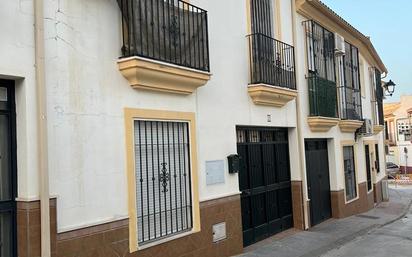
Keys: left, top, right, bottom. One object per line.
{"left": 0, "top": 79, "right": 17, "bottom": 257}
{"left": 304, "top": 138, "right": 332, "bottom": 227}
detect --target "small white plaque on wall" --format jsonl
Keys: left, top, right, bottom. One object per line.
{"left": 212, "top": 222, "right": 227, "bottom": 242}
{"left": 205, "top": 160, "right": 225, "bottom": 185}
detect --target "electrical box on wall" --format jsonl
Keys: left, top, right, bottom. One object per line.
{"left": 212, "top": 222, "right": 226, "bottom": 242}
{"left": 227, "top": 154, "right": 240, "bottom": 173}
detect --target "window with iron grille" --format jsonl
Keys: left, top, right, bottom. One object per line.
{"left": 337, "top": 42, "right": 362, "bottom": 120}
{"left": 134, "top": 120, "right": 193, "bottom": 245}
{"left": 343, "top": 146, "right": 357, "bottom": 201}
{"left": 247, "top": 0, "right": 296, "bottom": 89}
{"left": 303, "top": 20, "right": 337, "bottom": 118}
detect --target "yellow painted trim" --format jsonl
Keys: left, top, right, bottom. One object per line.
{"left": 296, "top": 0, "right": 387, "bottom": 73}
{"left": 248, "top": 84, "right": 298, "bottom": 107}
{"left": 338, "top": 120, "right": 364, "bottom": 133}
{"left": 307, "top": 116, "right": 340, "bottom": 132}
{"left": 373, "top": 125, "right": 384, "bottom": 135}
{"left": 124, "top": 108, "right": 200, "bottom": 252}
{"left": 340, "top": 140, "right": 360, "bottom": 204}
{"left": 275, "top": 0, "right": 282, "bottom": 40}
{"left": 118, "top": 56, "right": 211, "bottom": 95}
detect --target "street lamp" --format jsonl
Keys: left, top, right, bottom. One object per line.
{"left": 383, "top": 80, "right": 396, "bottom": 96}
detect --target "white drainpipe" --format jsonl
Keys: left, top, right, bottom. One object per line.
{"left": 34, "top": 0, "right": 51, "bottom": 256}
{"left": 291, "top": 0, "right": 309, "bottom": 230}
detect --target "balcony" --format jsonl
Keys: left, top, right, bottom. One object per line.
{"left": 247, "top": 33, "right": 297, "bottom": 107}
{"left": 307, "top": 75, "right": 339, "bottom": 132}
{"left": 117, "top": 0, "right": 211, "bottom": 94}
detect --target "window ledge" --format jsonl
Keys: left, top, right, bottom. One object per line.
{"left": 118, "top": 56, "right": 211, "bottom": 95}
{"left": 307, "top": 116, "right": 339, "bottom": 132}
{"left": 373, "top": 125, "right": 384, "bottom": 135}
{"left": 136, "top": 229, "right": 199, "bottom": 252}
{"left": 248, "top": 84, "right": 297, "bottom": 107}
{"left": 339, "top": 120, "right": 364, "bottom": 133}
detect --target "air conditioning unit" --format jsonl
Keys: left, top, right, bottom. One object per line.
{"left": 357, "top": 119, "right": 373, "bottom": 136}
{"left": 334, "top": 33, "right": 345, "bottom": 56}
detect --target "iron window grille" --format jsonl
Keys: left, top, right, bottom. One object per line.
{"left": 134, "top": 120, "right": 193, "bottom": 245}
{"left": 338, "top": 42, "right": 362, "bottom": 120}
{"left": 343, "top": 146, "right": 357, "bottom": 201}
{"left": 247, "top": 0, "right": 296, "bottom": 90}
{"left": 247, "top": 34, "right": 296, "bottom": 90}
{"left": 303, "top": 20, "right": 338, "bottom": 118}
{"left": 375, "top": 144, "right": 380, "bottom": 173}
{"left": 374, "top": 68, "right": 384, "bottom": 125}
{"left": 118, "top": 0, "right": 210, "bottom": 72}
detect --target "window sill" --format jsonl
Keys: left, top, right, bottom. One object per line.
{"left": 373, "top": 125, "right": 384, "bottom": 135}
{"left": 247, "top": 84, "right": 297, "bottom": 107}
{"left": 307, "top": 116, "right": 340, "bottom": 132}
{"left": 338, "top": 120, "right": 364, "bottom": 133}
{"left": 344, "top": 195, "right": 359, "bottom": 205}
{"left": 136, "top": 229, "right": 199, "bottom": 251}
{"left": 118, "top": 56, "right": 211, "bottom": 95}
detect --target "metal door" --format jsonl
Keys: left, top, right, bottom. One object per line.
{"left": 305, "top": 139, "right": 331, "bottom": 226}
{"left": 0, "top": 80, "right": 17, "bottom": 257}
{"left": 237, "top": 127, "right": 293, "bottom": 247}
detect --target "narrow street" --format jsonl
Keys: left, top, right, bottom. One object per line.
{"left": 322, "top": 185, "right": 412, "bottom": 257}
{"left": 238, "top": 185, "right": 412, "bottom": 257}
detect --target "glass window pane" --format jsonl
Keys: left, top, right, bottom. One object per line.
{"left": 0, "top": 115, "right": 11, "bottom": 201}
{"left": 0, "top": 211, "right": 13, "bottom": 257}
{"left": 0, "top": 88, "right": 7, "bottom": 111}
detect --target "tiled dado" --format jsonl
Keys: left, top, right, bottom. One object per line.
{"left": 330, "top": 182, "right": 375, "bottom": 219}
{"left": 17, "top": 194, "right": 243, "bottom": 257}
{"left": 291, "top": 181, "right": 305, "bottom": 230}
{"left": 17, "top": 198, "right": 57, "bottom": 257}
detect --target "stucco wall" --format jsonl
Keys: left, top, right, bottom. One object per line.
{"left": 0, "top": 0, "right": 298, "bottom": 232}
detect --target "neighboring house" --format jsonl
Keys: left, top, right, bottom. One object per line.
{"left": 0, "top": 0, "right": 387, "bottom": 256}
{"left": 384, "top": 96, "right": 412, "bottom": 173}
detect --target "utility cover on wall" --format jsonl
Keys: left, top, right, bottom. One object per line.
{"left": 205, "top": 160, "right": 225, "bottom": 185}
{"left": 212, "top": 222, "right": 226, "bottom": 242}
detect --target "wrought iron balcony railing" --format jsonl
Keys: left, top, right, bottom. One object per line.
{"left": 247, "top": 33, "right": 296, "bottom": 90}
{"left": 118, "top": 0, "right": 210, "bottom": 72}
{"left": 308, "top": 75, "right": 338, "bottom": 118}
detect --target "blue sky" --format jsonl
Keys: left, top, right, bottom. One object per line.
{"left": 321, "top": 0, "right": 412, "bottom": 103}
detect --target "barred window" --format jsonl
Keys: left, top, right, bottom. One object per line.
{"left": 134, "top": 120, "right": 193, "bottom": 245}
{"left": 339, "top": 42, "right": 362, "bottom": 120}
{"left": 343, "top": 146, "right": 357, "bottom": 201}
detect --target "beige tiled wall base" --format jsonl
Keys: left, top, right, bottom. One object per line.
{"left": 330, "top": 182, "right": 375, "bottom": 219}
{"left": 291, "top": 181, "right": 305, "bottom": 230}
{"left": 17, "top": 195, "right": 243, "bottom": 257}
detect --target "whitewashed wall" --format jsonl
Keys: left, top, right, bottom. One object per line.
{"left": 0, "top": 0, "right": 39, "bottom": 200}
{"left": 294, "top": 12, "right": 386, "bottom": 193}
{"left": 0, "top": 0, "right": 298, "bottom": 232}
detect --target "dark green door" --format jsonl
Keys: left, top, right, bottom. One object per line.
{"left": 237, "top": 127, "right": 293, "bottom": 247}
{"left": 305, "top": 139, "right": 332, "bottom": 226}
{"left": 0, "top": 80, "right": 17, "bottom": 257}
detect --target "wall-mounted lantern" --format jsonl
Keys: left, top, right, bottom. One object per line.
{"left": 383, "top": 80, "right": 396, "bottom": 96}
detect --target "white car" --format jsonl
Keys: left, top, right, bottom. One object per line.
{"left": 386, "top": 162, "right": 400, "bottom": 179}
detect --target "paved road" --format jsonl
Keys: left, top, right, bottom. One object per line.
{"left": 321, "top": 185, "right": 412, "bottom": 257}
{"left": 236, "top": 185, "right": 412, "bottom": 257}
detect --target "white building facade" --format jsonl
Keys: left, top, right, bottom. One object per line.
{"left": 0, "top": 0, "right": 387, "bottom": 256}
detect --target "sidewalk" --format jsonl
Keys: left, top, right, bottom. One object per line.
{"left": 235, "top": 186, "right": 412, "bottom": 257}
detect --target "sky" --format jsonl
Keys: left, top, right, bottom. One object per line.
{"left": 321, "top": 0, "right": 412, "bottom": 103}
